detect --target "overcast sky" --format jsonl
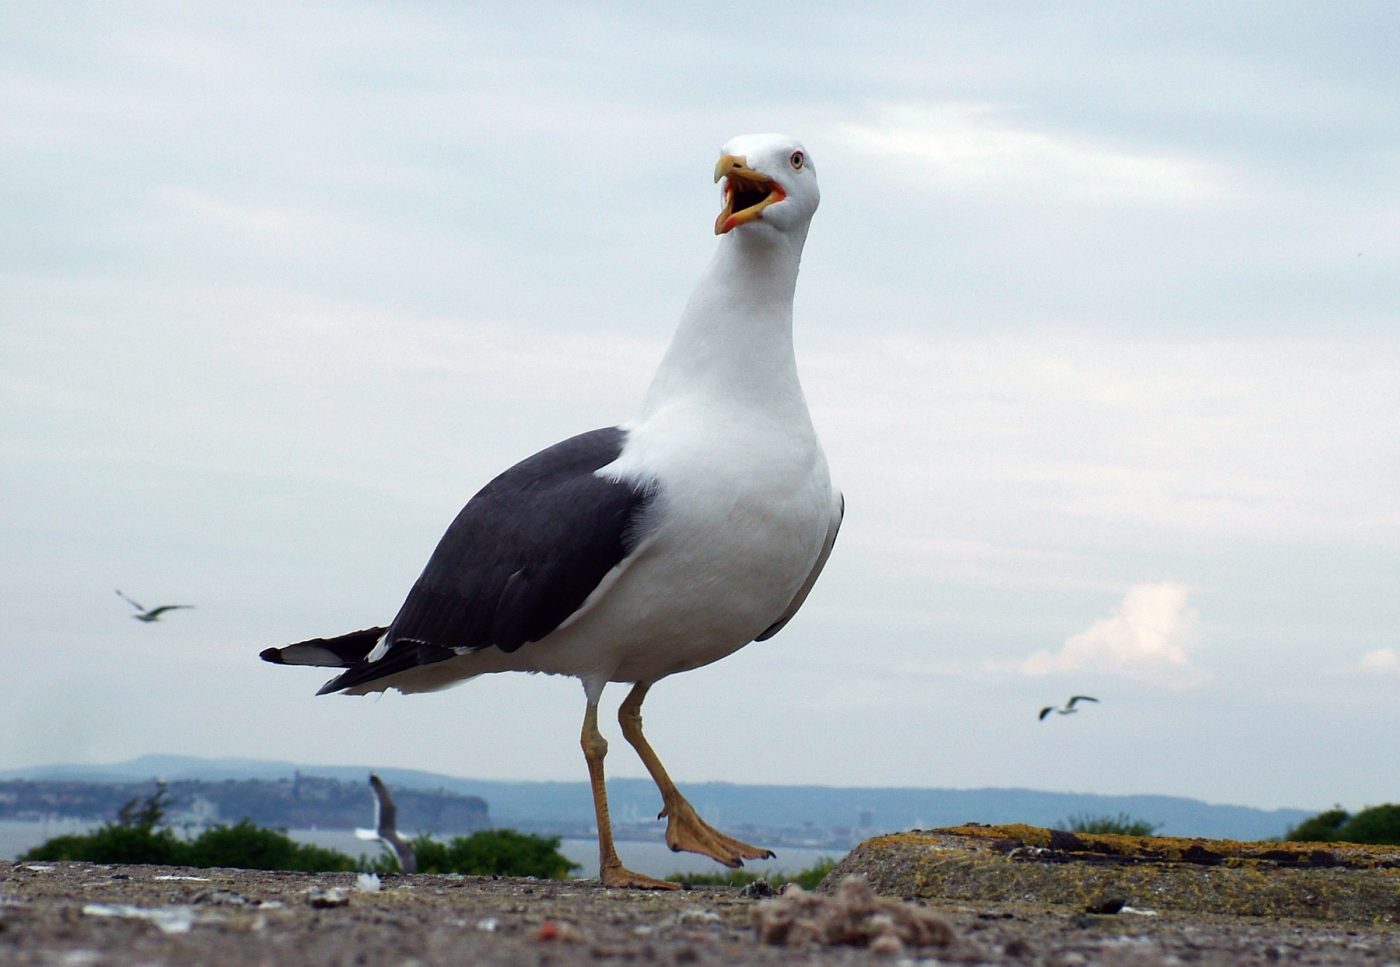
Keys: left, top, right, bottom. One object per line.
{"left": 3, "top": 2, "right": 1397, "bottom": 815}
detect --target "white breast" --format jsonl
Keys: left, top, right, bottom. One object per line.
{"left": 516, "top": 395, "right": 833, "bottom": 685}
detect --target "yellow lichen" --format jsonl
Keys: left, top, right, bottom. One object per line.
{"left": 829, "top": 825, "right": 1400, "bottom": 926}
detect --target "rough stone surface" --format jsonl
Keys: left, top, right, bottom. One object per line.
{"left": 831, "top": 824, "right": 1400, "bottom": 925}
{"left": 3, "top": 829, "right": 1400, "bottom": 966}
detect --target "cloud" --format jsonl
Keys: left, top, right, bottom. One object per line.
{"left": 834, "top": 102, "right": 1230, "bottom": 204}
{"left": 1331, "top": 647, "right": 1400, "bottom": 677}
{"left": 1012, "top": 583, "right": 1204, "bottom": 684}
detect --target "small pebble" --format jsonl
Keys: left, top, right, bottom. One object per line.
{"left": 1084, "top": 896, "right": 1126, "bottom": 915}
{"left": 535, "top": 919, "right": 587, "bottom": 943}
{"left": 869, "top": 933, "right": 904, "bottom": 956}
{"left": 1004, "top": 937, "right": 1035, "bottom": 958}
{"left": 739, "top": 879, "right": 775, "bottom": 898}
{"left": 191, "top": 890, "right": 249, "bottom": 906}
{"left": 676, "top": 907, "right": 720, "bottom": 924}
{"left": 306, "top": 888, "right": 350, "bottom": 908}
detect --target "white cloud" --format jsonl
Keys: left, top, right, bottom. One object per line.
{"left": 1012, "top": 582, "right": 1204, "bottom": 684}
{"left": 1331, "top": 647, "right": 1400, "bottom": 677}
{"left": 1360, "top": 648, "right": 1400, "bottom": 673}
{"left": 834, "top": 102, "right": 1230, "bottom": 204}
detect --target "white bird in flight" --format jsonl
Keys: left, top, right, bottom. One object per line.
{"left": 116, "top": 590, "right": 194, "bottom": 623}
{"left": 1039, "top": 695, "right": 1099, "bottom": 720}
{"left": 355, "top": 774, "right": 416, "bottom": 874}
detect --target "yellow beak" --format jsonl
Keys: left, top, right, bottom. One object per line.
{"left": 713, "top": 154, "right": 786, "bottom": 235}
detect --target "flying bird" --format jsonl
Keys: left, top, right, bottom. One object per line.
{"left": 1039, "top": 695, "right": 1099, "bottom": 720}
{"left": 355, "top": 773, "right": 416, "bottom": 874}
{"left": 116, "top": 590, "right": 194, "bottom": 623}
{"left": 261, "top": 134, "right": 841, "bottom": 890}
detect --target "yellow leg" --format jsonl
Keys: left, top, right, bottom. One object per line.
{"left": 581, "top": 699, "right": 678, "bottom": 890}
{"left": 618, "top": 682, "right": 775, "bottom": 868}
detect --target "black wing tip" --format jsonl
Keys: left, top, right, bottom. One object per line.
{"left": 313, "top": 639, "right": 457, "bottom": 696}
{"left": 259, "top": 647, "right": 286, "bottom": 664}
{"left": 315, "top": 675, "right": 349, "bottom": 696}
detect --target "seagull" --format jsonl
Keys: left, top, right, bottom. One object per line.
{"left": 1039, "top": 695, "right": 1099, "bottom": 720}
{"left": 116, "top": 590, "right": 194, "bottom": 623}
{"left": 260, "top": 133, "right": 841, "bottom": 890}
{"left": 355, "top": 773, "right": 416, "bottom": 874}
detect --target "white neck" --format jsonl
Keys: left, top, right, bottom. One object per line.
{"left": 640, "top": 227, "right": 811, "bottom": 422}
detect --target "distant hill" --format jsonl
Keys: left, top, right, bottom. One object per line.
{"left": 0, "top": 755, "right": 1313, "bottom": 841}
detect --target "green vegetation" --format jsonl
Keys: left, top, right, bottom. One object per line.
{"left": 409, "top": 829, "right": 578, "bottom": 878}
{"left": 22, "top": 784, "right": 188, "bottom": 866}
{"left": 20, "top": 788, "right": 358, "bottom": 872}
{"left": 19, "top": 785, "right": 577, "bottom": 877}
{"left": 22, "top": 823, "right": 189, "bottom": 866}
{"left": 180, "top": 820, "right": 358, "bottom": 872}
{"left": 1285, "top": 807, "right": 1349, "bottom": 842}
{"left": 1057, "top": 812, "right": 1162, "bottom": 837}
{"left": 665, "top": 857, "right": 837, "bottom": 889}
{"left": 1285, "top": 804, "right": 1400, "bottom": 845}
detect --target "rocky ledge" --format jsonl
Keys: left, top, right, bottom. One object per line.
{"left": 831, "top": 824, "right": 1400, "bottom": 925}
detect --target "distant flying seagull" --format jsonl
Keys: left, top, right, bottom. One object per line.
{"left": 1039, "top": 695, "right": 1099, "bottom": 720}
{"left": 261, "top": 134, "right": 841, "bottom": 890}
{"left": 355, "top": 773, "right": 416, "bottom": 874}
{"left": 116, "top": 590, "right": 193, "bottom": 623}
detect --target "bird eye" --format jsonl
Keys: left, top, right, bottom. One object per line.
{"left": 789, "top": 151, "right": 804, "bottom": 170}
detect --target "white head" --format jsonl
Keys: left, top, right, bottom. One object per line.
{"left": 713, "top": 133, "right": 819, "bottom": 242}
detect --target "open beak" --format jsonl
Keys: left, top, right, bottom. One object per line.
{"left": 714, "top": 155, "right": 786, "bottom": 235}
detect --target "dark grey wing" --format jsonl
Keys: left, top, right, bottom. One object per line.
{"left": 320, "top": 427, "right": 653, "bottom": 694}
{"left": 754, "top": 492, "right": 844, "bottom": 642}
{"left": 145, "top": 605, "right": 193, "bottom": 619}
{"left": 115, "top": 590, "right": 145, "bottom": 612}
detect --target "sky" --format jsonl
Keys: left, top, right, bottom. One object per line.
{"left": 3, "top": 1, "right": 1397, "bottom": 815}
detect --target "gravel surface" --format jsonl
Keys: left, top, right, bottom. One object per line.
{"left": 4, "top": 859, "right": 1400, "bottom": 965}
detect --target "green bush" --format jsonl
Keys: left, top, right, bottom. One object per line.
{"left": 1285, "top": 807, "right": 1350, "bottom": 842}
{"left": 20, "top": 785, "right": 579, "bottom": 877}
{"left": 19, "top": 785, "right": 357, "bottom": 871}
{"left": 1057, "top": 812, "right": 1161, "bottom": 837}
{"left": 1339, "top": 804, "right": 1400, "bottom": 845}
{"left": 666, "top": 857, "right": 837, "bottom": 889}
{"left": 1287, "top": 804, "right": 1400, "bottom": 845}
{"left": 183, "top": 821, "right": 358, "bottom": 872}
{"left": 20, "top": 819, "right": 358, "bottom": 872}
{"left": 21, "top": 784, "right": 187, "bottom": 865}
{"left": 21, "top": 824, "right": 187, "bottom": 865}
{"left": 411, "top": 829, "right": 578, "bottom": 878}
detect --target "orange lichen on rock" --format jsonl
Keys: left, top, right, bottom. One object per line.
{"left": 830, "top": 825, "right": 1400, "bottom": 925}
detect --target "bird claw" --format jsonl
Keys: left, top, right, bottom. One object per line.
{"left": 599, "top": 863, "right": 680, "bottom": 890}
{"left": 660, "top": 797, "right": 773, "bottom": 868}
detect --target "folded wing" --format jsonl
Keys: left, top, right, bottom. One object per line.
{"left": 311, "top": 427, "right": 655, "bottom": 694}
